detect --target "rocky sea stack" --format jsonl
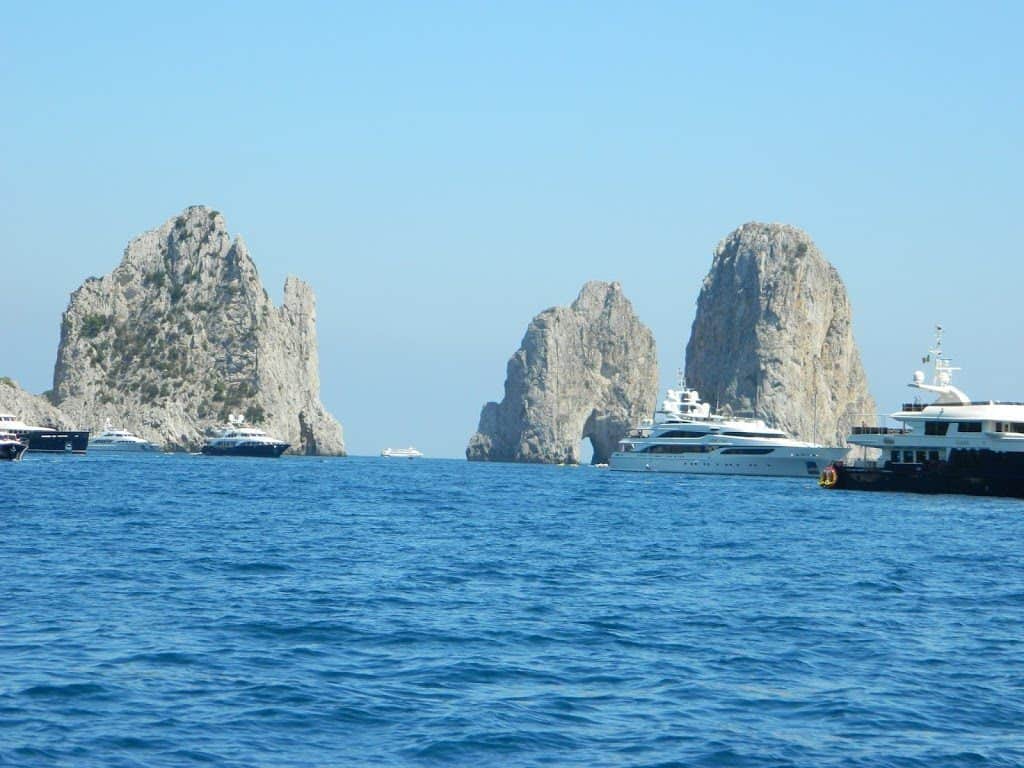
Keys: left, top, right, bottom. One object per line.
{"left": 684, "top": 222, "right": 874, "bottom": 446}
{"left": 52, "top": 206, "right": 345, "bottom": 454}
{"left": 467, "top": 281, "right": 658, "bottom": 464}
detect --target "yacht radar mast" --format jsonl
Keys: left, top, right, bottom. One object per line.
{"left": 908, "top": 324, "right": 969, "bottom": 406}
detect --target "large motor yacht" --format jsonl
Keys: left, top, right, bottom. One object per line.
{"left": 0, "top": 413, "right": 89, "bottom": 454}
{"left": 0, "top": 431, "right": 28, "bottom": 461}
{"left": 89, "top": 421, "right": 160, "bottom": 452}
{"left": 610, "top": 379, "right": 846, "bottom": 477}
{"left": 201, "top": 415, "right": 290, "bottom": 458}
{"left": 821, "top": 328, "right": 1024, "bottom": 498}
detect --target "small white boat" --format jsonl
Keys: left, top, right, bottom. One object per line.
{"left": 381, "top": 446, "right": 423, "bottom": 459}
{"left": 89, "top": 421, "right": 160, "bottom": 452}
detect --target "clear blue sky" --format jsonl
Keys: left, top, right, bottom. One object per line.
{"left": 4, "top": 2, "right": 1022, "bottom": 457}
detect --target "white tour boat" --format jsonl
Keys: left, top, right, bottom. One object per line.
{"left": 381, "top": 446, "right": 423, "bottom": 459}
{"left": 89, "top": 421, "right": 160, "bottom": 452}
{"left": 610, "top": 380, "right": 846, "bottom": 477}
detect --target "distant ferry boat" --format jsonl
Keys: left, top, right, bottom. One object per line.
{"left": 89, "top": 421, "right": 160, "bottom": 452}
{"left": 0, "top": 413, "right": 89, "bottom": 454}
{"left": 821, "top": 327, "right": 1024, "bottom": 498}
{"left": 201, "top": 415, "right": 289, "bottom": 458}
{"left": 381, "top": 446, "right": 423, "bottom": 459}
{"left": 610, "top": 379, "right": 845, "bottom": 477}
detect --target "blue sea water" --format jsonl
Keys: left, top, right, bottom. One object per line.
{"left": 1, "top": 454, "right": 1023, "bottom": 768}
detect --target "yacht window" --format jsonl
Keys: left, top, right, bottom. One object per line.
{"left": 721, "top": 431, "right": 788, "bottom": 439}
{"left": 646, "top": 444, "right": 713, "bottom": 454}
{"left": 915, "top": 450, "right": 927, "bottom": 463}
{"left": 903, "top": 450, "right": 914, "bottom": 463}
{"left": 924, "top": 422, "right": 949, "bottom": 436}
{"left": 957, "top": 421, "right": 982, "bottom": 433}
{"left": 1014, "top": 423, "right": 1024, "bottom": 433}
{"left": 658, "top": 430, "right": 709, "bottom": 439}
{"left": 929, "top": 450, "right": 939, "bottom": 461}
{"left": 719, "top": 447, "right": 774, "bottom": 455}
{"left": 891, "top": 450, "right": 900, "bottom": 463}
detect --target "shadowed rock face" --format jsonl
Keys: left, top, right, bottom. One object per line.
{"left": 684, "top": 222, "right": 875, "bottom": 446}
{"left": 467, "top": 281, "right": 658, "bottom": 464}
{"left": 52, "top": 205, "right": 345, "bottom": 454}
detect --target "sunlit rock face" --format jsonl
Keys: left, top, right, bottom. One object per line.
{"left": 467, "top": 281, "right": 658, "bottom": 464}
{"left": 52, "top": 206, "right": 345, "bottom": 454}
{"left": 0, "top": 378, "right": 72, "bottom": 428}
{"left": 684, "top": 222, "right": 875, "bottom": 446}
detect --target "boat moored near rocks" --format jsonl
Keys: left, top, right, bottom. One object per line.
{"left": 201, "top": 415, "right": 290, "bottom": 458}
{"left": 821, "top": 327, "right": 1024, "bottom": 499}
{"left": 89, "top": 421, "right": 160, "bottom": 452}
{"left": 0, "top": 413, "right": 89, "bottom": 454}
{"left": 610, "top": 379, "right": 846, "bottom": 477}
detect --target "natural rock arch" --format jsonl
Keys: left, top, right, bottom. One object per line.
{"left": 467, "top": 281, "right": 658, "bottom": 464}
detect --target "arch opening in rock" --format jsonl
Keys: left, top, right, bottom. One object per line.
{"left": 578, "top": 436, "right": 595, "bottom": 466}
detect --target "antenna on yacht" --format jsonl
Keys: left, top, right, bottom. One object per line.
{"left": 928, "top": 323, "right": 959, "bottom": 387}
{"left": 910, "top": 322, "right": 968, "bottom": 405}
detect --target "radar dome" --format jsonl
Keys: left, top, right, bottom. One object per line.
{"left": 913, "top": 371, "right": 925, "bottom": 384}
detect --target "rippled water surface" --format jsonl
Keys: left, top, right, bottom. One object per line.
{"left": 2, "top": 454, "right": 1023, "bottom": 767}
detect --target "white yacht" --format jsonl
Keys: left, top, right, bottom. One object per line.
{"left": 381, "top": 446, "right": 423, "bottom": 459}
{"left": 0, "top": 431, "right": 27, "bottom": 461}
{"left": 201, "top": 415, "right": 290, "bottom": 458}
{"left": 89, "top": 421, "right": 159, "bottom": 452}
{"left": 610, "top": 380, "right": 846, "bottom": 477}
{"left": 0, "top": 413, "right": 89, "bottom": 453}
{"left": 822, "top": 327, "right": 1024, "bottom": 498}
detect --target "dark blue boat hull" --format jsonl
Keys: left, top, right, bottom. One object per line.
{"left": 21, "top": 430, "right": 90, "bottom": 454}
{"left": 201, "top": 442, "right": 289, "bottom": 458}
{"left": 831, "top": 449, "right": 1024, "bottom": 499}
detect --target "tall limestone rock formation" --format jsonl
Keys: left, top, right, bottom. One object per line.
{"left": 684, "top": 222, "right": 875, "bottom": 446}
{"left": 52, "top": 206, "right": 345, "bottom": 454}
{"left": 467, "top": 281, "right": 658, "bottom": 464}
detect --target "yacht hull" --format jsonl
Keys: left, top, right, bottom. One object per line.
{"left": 1, "top": 441, "right": 27, "bottom": 461}
{"left": 89, "top": 443, "right": 160, "bottom": 452}
{"left": 20, "top": 430, "right": 90, "bottom": 454}
{"left": 201, "top": 442, "right": 289, "bottom": 458}
{"left": 829, "top": 450, "right": 1024, "bottom": 499}
{"left": 610, "top": 448, "right": 846, "bottom": 478}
